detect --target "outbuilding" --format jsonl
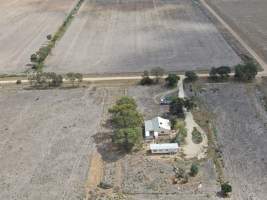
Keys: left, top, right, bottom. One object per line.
{"left": 150, "top": 143, "right": 179, "bottom": 154}
{"left": 145, "top": 116, "right": 171, "bottom": 139}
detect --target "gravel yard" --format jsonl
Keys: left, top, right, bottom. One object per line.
{"left": 206, "top": 0, "right": 267, "bottom": 63}
{"left": 197, "top": 82, "right": 267, "bottom": 200}
{"left": 0, "top": 0, "right": 77, "bottom": 74}
{"left": 45, "top": 0, "right": 241, "bottom": 74}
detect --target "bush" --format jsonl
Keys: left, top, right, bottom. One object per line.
{"left": 234, "top": 61, "right": 258, "bottom": 81}
{"left": 151, "top": 67, "right": 165, "bottom": 83}
{"left": 190, "top": 163, "right": 199, "bottom": 177}
{"left": 140, "top": 70, "right": 153, "bottom": 85}
{"left": 221, "top": 182, "right": 232, "bottom": 197}
{"left": 209, "top": 66, "right": 231, "bottom": 81}
{"left": 165, "top": 74, "right": 180, "bottom": 88}
{"left": 46, "top": 34, "right": 52, "bottom": 40}
{"left": 185, "top": 71, "right": 198, "bottom": 82}
{"left": 170, "top": 97, "right": 196, "bottom": 117}
{"left": 192, "top": 127, "right": 203, "bottom": 144}
{"left": 16, "top": 80, "right": 22, "bottom": 85}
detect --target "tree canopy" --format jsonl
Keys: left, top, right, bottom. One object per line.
{"left": 185, "top": 71, "right": 198, "bottom": 82}
{"left": 109, "top": 96, "right": 143, "bottom": 152}
{"left": 234, "top": 61, "right": 258, "bottom": 81}
{"left": 165, "top": 74, "right": 180, "bottom": 88}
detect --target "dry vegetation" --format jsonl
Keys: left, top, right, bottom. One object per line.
{"left": 0, "top": 83, "right": 221, "bottom": 200}
{"left": 188, "top": 81, "right": 267, "bottom": 200}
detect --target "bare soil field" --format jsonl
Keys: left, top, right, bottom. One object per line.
{"left": 0, "top": 0, "right": 77, "bottom": 74}
{"left": 194, "top": 82, "right": 267, "bottom": 200}
{"left": 206, "top": 0, "right": 267, "bottom": 63}
{"left": 0, "top": 86, "right": 107, "bottom": 200}
{"left": 45, "top": 0, "right": 241, "bottom": 74}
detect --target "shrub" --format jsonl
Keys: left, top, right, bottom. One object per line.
{"left": 190, "top": 163, "right": 199, "bottom": 177}
{"left": 16, "top": 80, "right": 22, "bottom": 85}
{"left": 209, "top": 66, "right": 231, "bottom": 81}
{"left": 221, "top": 182, "right": 232, "bottom": 197}
{"left": 140, "top": 70, "right": 153, "bottom": 85}
{"left": 165, "top": 74, "right": 179, "bottom": 88}
{"left": 234, "top": 61, "right": 258, "bottom": 81}
{"left": 192, "top": 127, "right": 203, "bottom": 144}
{"left": 185, "top": 71, "right": 198, "bottom": 82}
{"left": 151, "top": 67, "right": 165, "bottom": 83}
{"left": 46, "top": 34, "right": 52, "bottom": 40}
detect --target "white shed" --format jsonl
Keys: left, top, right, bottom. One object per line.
{"left": 150, "top": 143, "right": 179, "bottom": 154}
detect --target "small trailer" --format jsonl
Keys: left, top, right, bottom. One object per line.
{"left": 150, "top": 143, "right": 179, "bottom": 154}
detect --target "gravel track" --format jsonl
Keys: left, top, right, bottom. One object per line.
{"left": 45, "top": 0, "right": 241, "bottom": 74}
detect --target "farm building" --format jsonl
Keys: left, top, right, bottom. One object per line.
{"left": 144, "top": 117, "right": 171, "bottom": 139}
{"left": 150, "top": 143, "right": 179, "bottom": 154}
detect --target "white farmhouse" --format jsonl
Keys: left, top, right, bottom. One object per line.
{"left": 144, "top": 117, "right": 171, "bottom": 139}
{"left": 150, "top": 143, "right": 179, "bottom": 154}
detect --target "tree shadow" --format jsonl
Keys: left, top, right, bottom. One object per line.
{"left": 216, "top": 191, "right": 227, "bottom": 198}
{"left": 92, "top": 120, "right": 127, "bottom": 163}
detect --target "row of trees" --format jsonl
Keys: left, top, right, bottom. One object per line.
{"left": 28, "top": 72, "right": 83, "bottom": 88}
{"left": 109, "top": 97, "right": 143, "bottom": 152}
{"left": 209, "top": 61, "right": 258, "bottom": 82}
{"left": 30, "top": 0, "right": 85, "bottom": 70}
{"left": 140, "top": 67, "right": 165, "bottom": 85}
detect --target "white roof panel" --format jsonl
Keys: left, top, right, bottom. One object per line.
{"left": 150, "top": 143, "right": 179, "bottom": 150}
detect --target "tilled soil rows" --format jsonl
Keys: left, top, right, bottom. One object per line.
{"left": 0, "top": 0, "right": 78, "bottom": 74}
{"left": 45, "top": 0, "right": 241, "bottom": 74}
{"left": 196, "top": 82, "right": 267, "bottom": 200}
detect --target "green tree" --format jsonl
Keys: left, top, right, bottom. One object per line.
{"left": 183, "top": 97, "right": 196, "bottom": 111}
{"left": 170, "top": 97, "right": 195, "bottom": 117}
{"left": 66, "top": 73, "right": 76, "bottom": 87}
{"left": 30, "top": 54, "right": 38, "bottom": 62}
{"left": 117, "top": 96, "right": 137, "bottom": 106}
{"left": 140, "top": 70, "right": 153, "bottom": 85}
{"left": 209, "top": 67, "right": 219, "bottom": 81}
{"left": 151, "top": 67, "right": 165, "bottom": 83}
{"left": 185, "top": 71, "right": 198, "bottom": 82}
{"left": 165, "top": 74, "right": 179, "bottom": 88}
{"left": 221, "top": 182, "right": 232, "bottom": 197}
{"left": 113, "top": 127, "right": 142, "bottom": 152}
{"left": 216, "top": 66, "right": 231, "bottom": 79}
{"left": 190, "top": 163, "right": 199, "bottom": 177}
{"left": 234, "top": 61, "right": 258, "bottom": 81}
{"left": 110, "top": 109, "right": 143, "bottom": 129}
{"left": 65, "top": 73, "right": 83, "bottom": 87}
{"left": 170, "top": 97, "right": 185, "bottom": 117}
{"left": 109, "top": 97, "right": 143, "bottom": 152}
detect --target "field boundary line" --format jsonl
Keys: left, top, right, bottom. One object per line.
{"left": 200, "top": 0, "right": 267, "bottom": 73}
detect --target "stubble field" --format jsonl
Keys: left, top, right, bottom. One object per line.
{"left": 206, "top": 0, "right": 267, "bottom": 63}
{"left": 45, "top": 0, "right": 241, "bottom": 74}
{"left": 196, "top": 82, "right": 267, "bottom": 200}
{"left": 0, "top": 0, "right": 77, "bottom": 74}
